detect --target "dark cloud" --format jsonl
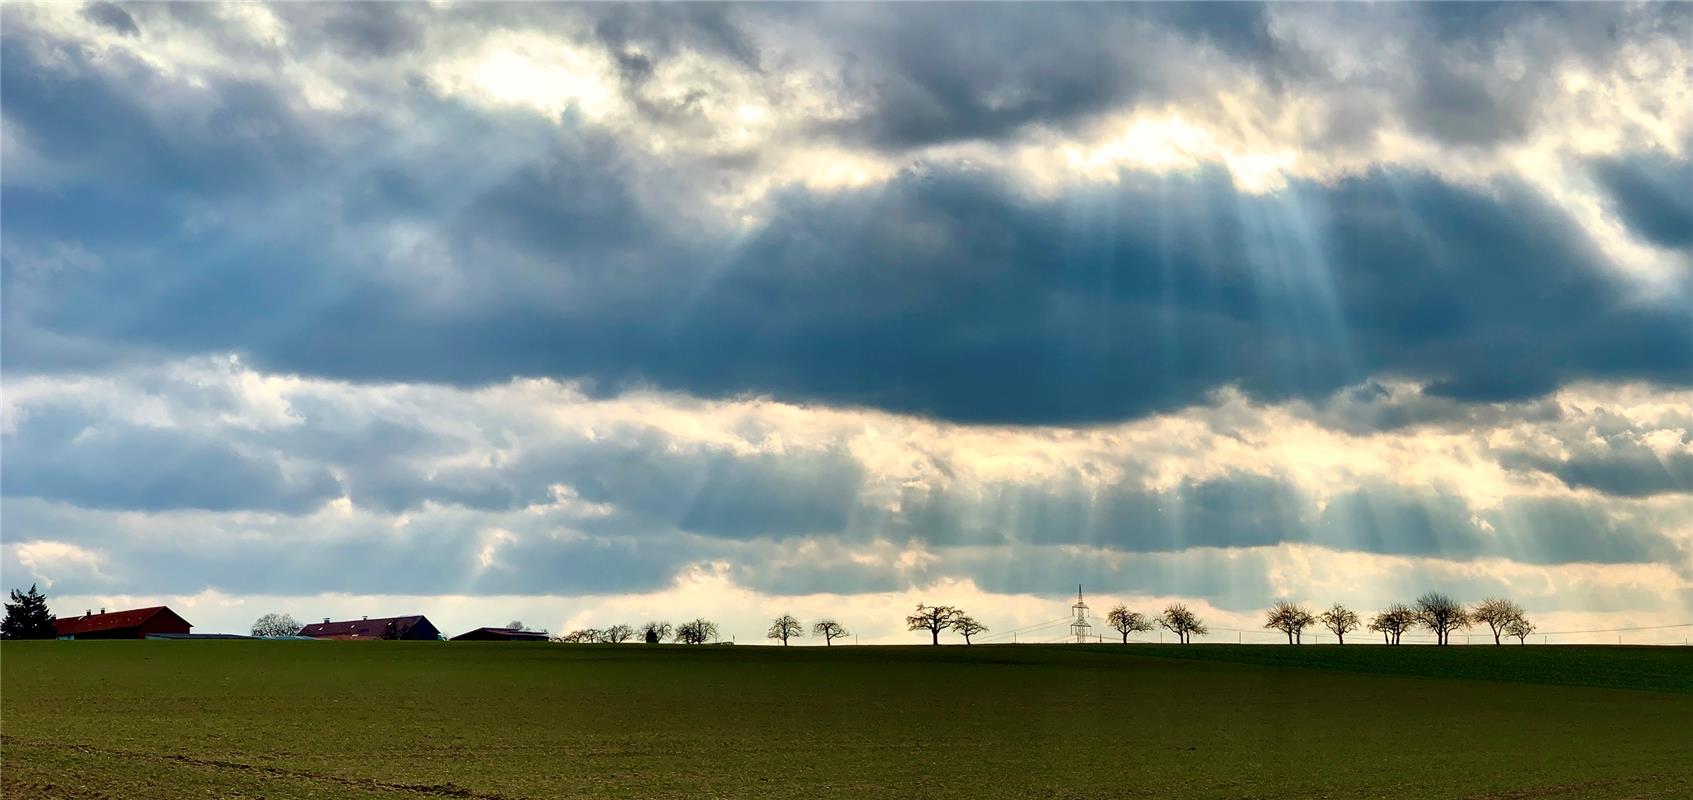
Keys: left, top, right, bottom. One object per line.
{"left": 1503, "top": 441, "right": 1693, "bottom": 498}
{"left": 273, "top": 3, "right": 424, "bottom": 60}
{"left": 81, "top": 2, "right": 138, "bottom": 37}
{"left": 0, "top": 409, "right": 341, "bottom": 514}
{"left": 1300, "top": 381, "right": 1566, "bottom": 434}
{"left": 5, "top": 11, "right": 1689, "bottom": 429}
{"left": 1591, "top": 152, "right": 1693, "bottom": 250}
{"left": 0, "top": 499, "right": 702, "bottom": 597}
{"left": 899, "top": 473, "right": 1681, "bottom": 568}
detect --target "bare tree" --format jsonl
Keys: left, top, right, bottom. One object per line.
{"left": 811, "top": 619, "right": 848, "bottom": 646}
{"left": 1368, "top": 604, "right": 1416, "bottom": 645}
{"left": 250, "top": 612, "right": 301, "bottom": 638}
{"left": 506, "top": 620, "right": 527, "bottom": 631}
{"left": 767, "top": 614, "right": 803, "bottom": 646}
{"left": 1263, "top": 600, "right": 1317, "bottom": 645}
{"left": 1105, "top": 604, "right": 1153, "bottom": 643}
{"left": 560, "top": 628, "right": 602, "bottom": 643}
{"left": 1504, "top": 616, "right": 1536, "bottom": 644}
{"left": 1319, "top": 604, "right": 1361, "bottom": 645}
{"left": 906, "top": 604, "right": 962, "bottom": 645}
{"left": 674, "top": 618, "right": 719, "bottom": 645}
{"left": 1471, "top": 598, "right": 1526, "bottom": 646}
{"left": 1158, "top": 604, "right": 1207, "bottom": 644}
{"left": 640, "top": 621, "right": 673, "bottom": 644}
{"left": 1415, "top": 593, "right": 1470, "bottom": 646}
{"left": 951, "top": 615, "right": 988, "bottom": 645}
{"left": 602, "top": 624, "right": 636, "bottom": 643}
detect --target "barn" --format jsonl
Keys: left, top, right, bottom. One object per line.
{"left": 297, "top": 615, "right": 441, "bottom": 640}
{"left": 450, "top": 627, "right": 549, "bottom": 642}
{"left": 54, "top": 606, "right": 192, "bottom": 640}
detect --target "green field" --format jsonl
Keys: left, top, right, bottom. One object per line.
{"left": 3, "top": 642, "right": 1690, "bottom": 799}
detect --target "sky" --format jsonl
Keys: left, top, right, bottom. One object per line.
{"left": 2, "top": 2, "right": 1690, "bottom": 644}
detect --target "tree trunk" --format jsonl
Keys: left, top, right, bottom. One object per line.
{"left": 1493, "top": 630, "right": 1501, "bottom": 645}
{"left": 1121, "top": 632, "right": 1128, "bottom": 644}
{"left": 931, "top": 628, "right": 939, "bottom": 645}
{"left": 1338, "top": 633, "right": 1345, "bottom": 645}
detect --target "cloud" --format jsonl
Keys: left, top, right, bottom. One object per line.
{"left": 2, "top": 3, "right": 1691, "bottom": 628}
{"left": 1591, "top": 151, "right": 1693, "bottom": 251}
{"left": 1503, "top": 440, "right": 1693, "bottom": 498}
{"left": 5, "top": 5, "right": 1691, "bottom": 426}
{"left": 1, "top": 406, "right": 340, "bottom": 514}
{"left": 5, "top": 361, "right": 1686, "bottom": 596}
{"left": 80, "top": 2, "right": 138, "bottom": 37}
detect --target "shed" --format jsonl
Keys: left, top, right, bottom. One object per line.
{"left": 296, "top": 615, "right": 441, "bottom": 640}
{"left": 451, "top": 627, "right": 549, "bottom": 642}
{"left": 54, "top": 606, "right": 192, "bottom": 640}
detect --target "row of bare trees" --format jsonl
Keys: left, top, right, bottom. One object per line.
{"left": 554, "top": 619, "right": 722, "bottom": 644}
{"left": 1373, "top": 594, "right": 1535, "bottom": 645}
{"left": 1265, "top": 602, "right": 1356, "bottom": 645}
{"left": 1105, "top": 603, "right": 1208, "bottom": 643}
{"left": 516, "top": 593, "right": 1537, "bottom": 647}
{"left": 1264, "top": 594, "right": 1536, "bottom": 645}
{"left": 904, "top": 604, "right": 990, "bottom": 644}
{"left": 764, "top": 615, "right": 852, "bottom": 645}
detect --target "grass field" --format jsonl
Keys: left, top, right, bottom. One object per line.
{"left": 3, "top": 642, "right": 1690, "bottom": 799}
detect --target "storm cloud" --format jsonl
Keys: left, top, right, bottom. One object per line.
{"left": 2, "top": 2, "right": 1690, "bottom": 633}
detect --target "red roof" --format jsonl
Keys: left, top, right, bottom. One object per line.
{"left": 297, "top": 615, "right": 429, "bottom": 639}
{"left": 54, "top": 606, "right": 190, "bottom": 636}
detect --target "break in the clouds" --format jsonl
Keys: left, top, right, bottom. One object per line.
{"left": 2, "top": 3, "right": 1690, "bottom": 640}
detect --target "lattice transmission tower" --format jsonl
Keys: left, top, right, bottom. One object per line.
{"left": 1070, "top": 584, "right": 1091, "bottom": 642}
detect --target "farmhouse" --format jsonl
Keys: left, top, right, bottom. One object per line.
{"left": 54, "top": 606, "right": 192, "bottom": 640}
{"left": 450, "top": 627, "right": 549, "bottom": 642}
{"left": 297, "top": 615, "right": 441, "bottom": 640}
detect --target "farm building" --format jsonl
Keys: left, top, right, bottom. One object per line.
{"left": 145, "top": 633, "right": 254, "bottom": 640}
{"left": 297, "top": 615, "right": 441, "bottom": 640}
{"left": 451, "top": 627, "right": 549, "bottom": 642}
{"left": 54, "top": 606, "right": 192, "bottom": 640}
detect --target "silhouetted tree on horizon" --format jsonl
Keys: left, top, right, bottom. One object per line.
{"left": 811, "top": 619, "right": 848, "bottom": 646}
{"left": 951, "top": 615, "right": 988, "bottom": 645}
{"left": 767, "top": 614, "right": 803, "bottom": 646}
{"left": 641, "top": 621, "right": 674, "bottom": 644}
{"left": 675, "top": 618, "right": 718, "bottom": 645}
{"left": 602, "top": 624, "right": 636, "bottom": 643}
{"left": 1471, "top": 598, "right": 1527, "bottom": 646}
{"left": 1368, "top": 604, "right": 1416, "bottom": 645}
{"left": 1319, "top": 604, "right": 1361, "bottom": 645}
{"left": 1505, "top": 616, "right": 1536, "bottom": 644}
{"left": 1264, "top": 600, "right": 1317, "bottom": 645}
{"left": 906, "top": 604, "right": 963, "bottom": 645}
{"left": 1105, "top": 605, "right": 1153, "bottom": 643}
{"left": 1415, "top": 593, "right": 1469, "bottom": 646}
{"left": 1158, "top": 604, "right": 1206, "bottom": 644}
{"left": 1, "top": 585, "right": 55, "bottom": 640}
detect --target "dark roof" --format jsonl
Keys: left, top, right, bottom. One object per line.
{"left": 297, "top": 615, "right": 428, "bottom": 639}
{"left": 450, "top": 627, "right": 550, "bottom": 641}
{"left": 145, "top": 633, "right": 252, "bottom": 640}
{"left": 54, "top": 606, "right": 190, "bottom": 636}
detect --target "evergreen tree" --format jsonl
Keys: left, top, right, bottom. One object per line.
{"left": 2, "top": 584, "right": 57, "bottom": 639}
